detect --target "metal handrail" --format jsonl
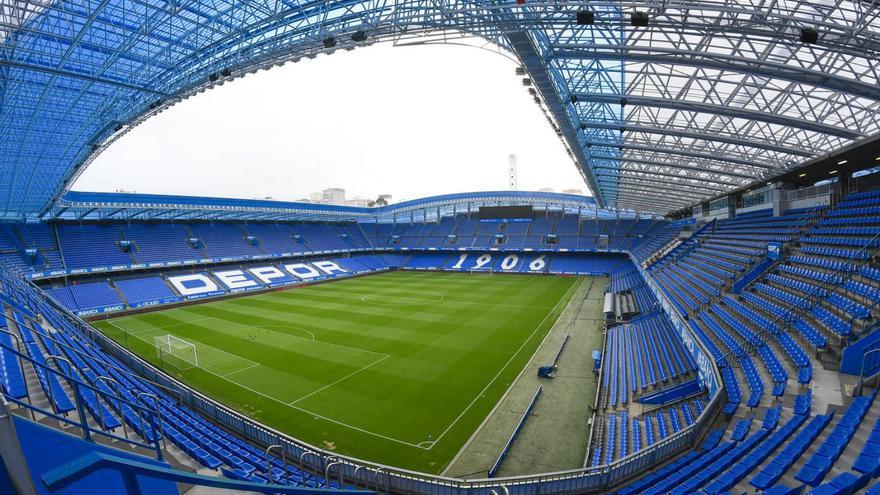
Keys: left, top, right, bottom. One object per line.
{"left": 137, "top": 392, "right": 165, "bottom": 454}
{"left": 717, "top": 215, "right": 879, "bottom": 367}
{"left": 6, "top": 295, "right": 184, "bottom": 404}
{"left": 266, "top": 444, "right": 285, "bottom": 484}
{"left": 0, "top": 328, "right": 34, "bottom": 419}
{"left": 95, "top": 375, "right": 128, "bottom": 438}
{"left": 0, "top": 341, "right": 163, "bottom": 456}
{"left": 858, "top": 348, "right": 880, "bottom": 396}
{"left": 2, "top": 257, "right": 725, "bottom": 493}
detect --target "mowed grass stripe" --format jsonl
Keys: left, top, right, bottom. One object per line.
{"left": 93, "top": 271, "right": 581, "bottom": 473}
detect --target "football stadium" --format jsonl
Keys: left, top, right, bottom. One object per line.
{"left": 2, "top": 2, "right": 880, "bottom": 495}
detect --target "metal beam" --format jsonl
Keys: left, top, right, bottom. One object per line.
{"left": 76, "top": 207, "right": 96, "bottom": 220}
{"left": 586, "top": 140, "right": 775, "bottom": 171}
{"left": 589, "top": 157, "right": 755, "bottom": 181}
{"left": 598, "top": 178, "right": 714, "bottom": 199}
{"left": 570, "top": 92, "right": 860, "bottom": 139}
{"left": 3, "top": 60, "right": 169, "bottom": 97}
{"left": 608, "top": 185, "right": 702, "bottom": 202}
{"left": 506, "top": 31, "right": 603, "bottom": 206}
{"left": 610, "top": 191, "right": 692, "bottom": 206}
{"left": 579, "top": 120, "right": 812, "bottom": 157}
{"left": 595, "top": 172, "right": 729, "bottom": 193}
{"left": 614, "top": 197, "right": 687, "bottom": 211}
{"left": 591, "top": 163, "right": 742, "bottom": 188}
{"left": 551, "top": 47, "right": 880, "bottom": 101}
{"left": 611, "top": 195, "right": 691, "bottom": 210}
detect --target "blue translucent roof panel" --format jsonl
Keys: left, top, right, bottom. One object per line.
{"left": 2, "top": 0, "right": 879, "bottom": 217}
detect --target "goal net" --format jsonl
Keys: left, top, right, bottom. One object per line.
{"left": 154, "top": 335, "right": 198, "bottom": 370}
{"left": 467, "top": 267, "right": 494, "bottom": 275}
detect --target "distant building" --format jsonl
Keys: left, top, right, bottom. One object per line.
{"left": 309, "top": 192, "right": 323, "bottom": 202}
{"left": 539, "top": 187, "right": 555, "bottom": 193}
{"left": 322, "top": 188, "right": 345, "bottom": 205}
{"left": 345, "top": 198, "right": 370, "bottom": 207}
{"left": 563, "top": 188, "right": 584, "bottom": 195}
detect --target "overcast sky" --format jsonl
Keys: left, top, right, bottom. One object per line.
{"left": 73, "top": 42, "right": 589, "bottom": 204}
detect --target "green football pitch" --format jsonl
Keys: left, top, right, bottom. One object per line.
{"left": 93, "top": 271, "right": 582, "bottom": 473}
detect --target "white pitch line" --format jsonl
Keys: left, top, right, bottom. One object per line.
{"left": 107, "top": 315, "right": 217, "bottom": 335}
{"left": 430, "top": 278, "right": 582, "bottom": 451}
{"left": 190, "top": 355, "right": 425, "bottom": 449}
{"left": 288, "top": 354, "right": 390, "bottom": 406}
{"left": 102, "top": 273, "right": 576, "bottom": 453}
{"left": 106, "top": 316, "right": 422, "bottom": 448}
{"left": 221, "top": 363, "right": 260, "bottom": 378}
{"left": 294, "top": 286, "right": 556, "bottom": 311}
{"left": 441, "top": 278, "right": 586, "bottom": 473}
{"left": 106, "top": 317, "right": 261, "bottom": 369}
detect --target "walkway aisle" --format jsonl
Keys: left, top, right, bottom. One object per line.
{"left": 442, "top": 276, "right": 605, "bottom": 478}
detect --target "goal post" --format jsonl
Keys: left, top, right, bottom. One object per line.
{"left": 467, "top": 267, "right": 494, "bottom": 275}
{"left": 154, "top": 335, "right": 198, "bottom": 370}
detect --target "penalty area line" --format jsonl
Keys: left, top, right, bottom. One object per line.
{"left": 221, "top": 363, "right": 261, "bottom": 378}
{"left": 287, "top": 354, "right": 390, "bottom": 406}
{"left": 434, "top": 277, "right": 583, "bottom": 460}
{"left": 169, "top": 350, "right": 425, "bottom": 450}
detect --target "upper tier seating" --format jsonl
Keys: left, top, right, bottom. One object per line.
{"left": 121, "top": 223, "right": 203, "bottom": 264}
{"left": 189, "top": 223, "right": 264, "bottom": 258}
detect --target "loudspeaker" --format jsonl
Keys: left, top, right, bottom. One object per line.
{"left": 576, "top": 10, "right": 594, "bottom": 25}
{"left": 220, "top": 68, "right": 232, "bottom": 77}
{"left": 323, "top": 37, "right": 336, "bottom": 48}
{"left": 209, "top": 73, "right": 219, "bottom": 82}
{"left": 570, "top": 95, "right": 578, "bottom": 103}
{"left": 522, "top": 78, "right": 532, "bottom": 86}
{"left": 631, "top": 12, "right": 649, "bottom": 26}
{"left": 580, "top": 123, "right": 588, "bottom": 130}
{"left": 351, "top": 31, "right": 367, "bottom": 42}
{"left": 800, "top": 27, "right": 818, "bottom": 44}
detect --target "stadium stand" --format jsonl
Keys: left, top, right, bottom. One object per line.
{"left": 3, "top": 0, "right": 880, "bottom": 490}
{"left": 114, "top": 277, "right": 178, "bottom": 306}
{"left": 2, "top": 186, "right": 880, "bottom": 494}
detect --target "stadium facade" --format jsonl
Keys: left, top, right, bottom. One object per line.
{"left": 1, "top": 1, "right": 880, "bottom": 494}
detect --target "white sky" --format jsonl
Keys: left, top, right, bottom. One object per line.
{"left": 73, "top": 42, "right": 589, "bottom": 204}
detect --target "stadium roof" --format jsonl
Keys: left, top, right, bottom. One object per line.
{"left": 2, "top": 0, "right": 879, "bottom": 219}
{"left": 49, "top": 190, "right": 613, "bottom": 222}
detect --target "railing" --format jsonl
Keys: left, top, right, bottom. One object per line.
{"left": 488, "top": 386, "right": 542, "bottom": 478}
{"left": 857, "top": 348, "right": 880, "bottom": 395}
{"left": 720, "top": 228, "right": 880, "bottom": 367}
{"left": 784, "top": 183, "right": 834, "bottom": 203}
{"left": 40, "top": 451, "right": 374, "bottom": 495}
{"left": 649, "top": 219, "right": 715, "bottom": 269}
{"left": 4, "top": 262, "right": 727, "bottom": 494}
{"left": 0, "top": 340, "right": 164, "bottom": 460}
{"left": 731, "top": 255, "right": 776, "bottom": 294}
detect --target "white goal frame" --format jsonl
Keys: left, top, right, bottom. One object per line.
{"left": 154, "top": 334, "right": 199, "bottom": 370}
{"left": 467, "top": 267, "right": 494, "bottom": 275}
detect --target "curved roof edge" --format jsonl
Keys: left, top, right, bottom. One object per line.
{"left": 44, "top": 190, "right": 606, "bottom": 223}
